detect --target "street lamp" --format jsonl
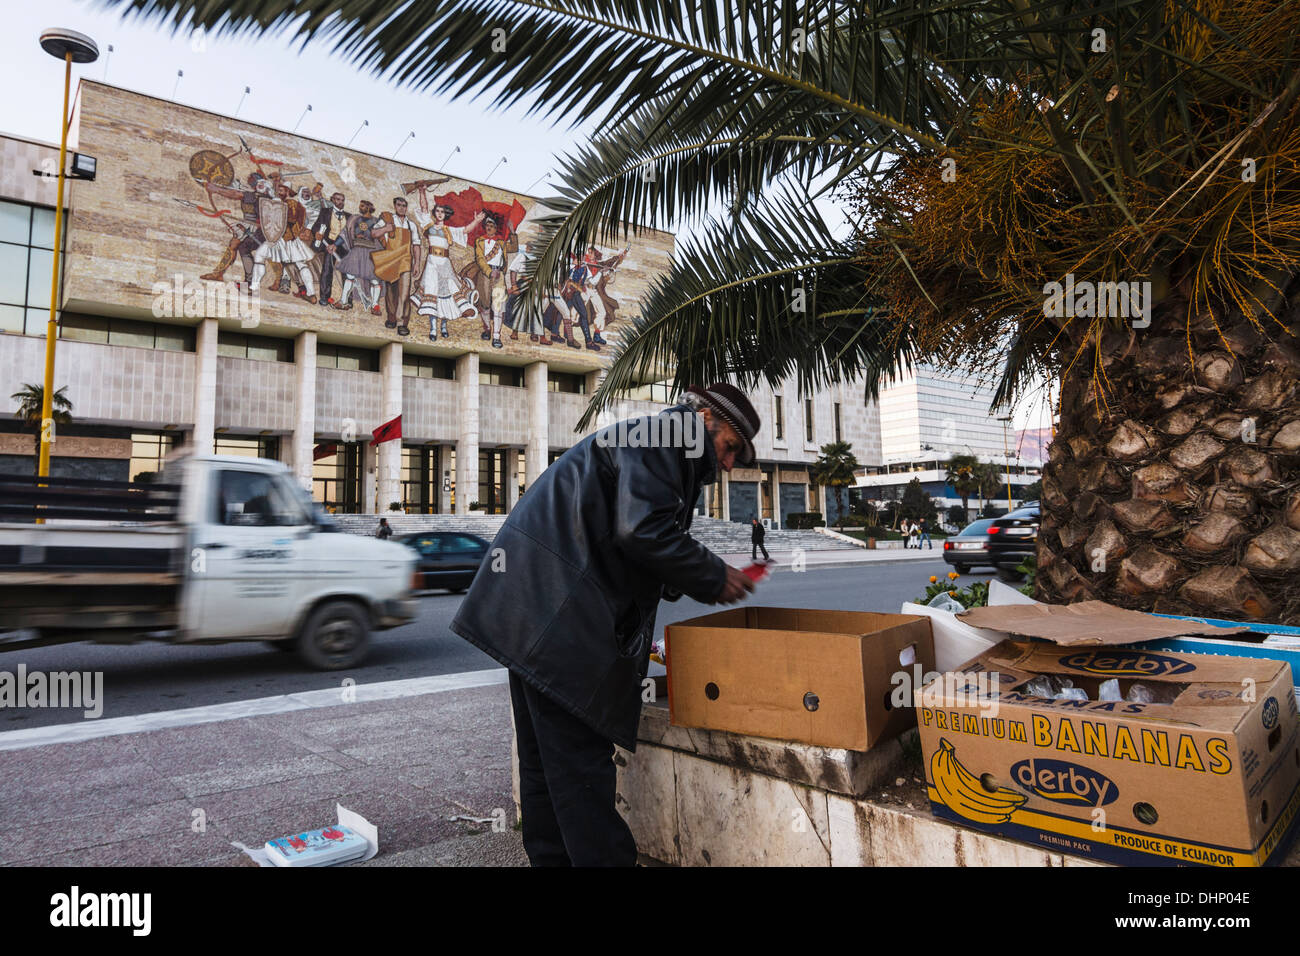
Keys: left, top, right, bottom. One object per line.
{"left": 37, "top": 27, "right": 99, "bottom": 481}
{"left": 997, "top": 415, "right": 1014, "bottom": 512}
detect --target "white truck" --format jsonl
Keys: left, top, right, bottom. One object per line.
{"left": 0, "top": 453, "right": 417, "bottom": 669}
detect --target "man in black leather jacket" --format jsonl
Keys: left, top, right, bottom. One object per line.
{"left": 450, "top": 383, "right": 761, "bottom": 865}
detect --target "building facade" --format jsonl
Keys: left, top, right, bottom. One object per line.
{"left": 0, "top": 82, "right": 883, "bottom": 525}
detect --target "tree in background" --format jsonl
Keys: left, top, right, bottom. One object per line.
{"left": 10, "top": 384, "right": 73, "bottom": 475}
{"left": 944, "top": 454, "right": 982, "bottom": 521}
{"left": 900, "top": 477, "right": 938, "bottom": 527}
{"left": 810, "top": 441, "right": 859, "bottom": 532}
{"left": 947, "top": 504, "right": 968, "bottom": 530}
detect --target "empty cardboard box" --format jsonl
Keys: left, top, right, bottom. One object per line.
{"left": 665, "top": 607, "right": 934, "bottom": 750}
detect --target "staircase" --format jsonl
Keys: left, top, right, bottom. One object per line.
{"left": 333, "top": 512, "right": 856, "bottom": 552}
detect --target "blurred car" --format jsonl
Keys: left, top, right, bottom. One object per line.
{"left": 942, "top": 518, "right": 996, "bottom": 573}
{"left": 398, "top": 531, "right": 491, "bottom": 593}
{"left": 986, "top": 504, "right": 1041, "bottom": 582}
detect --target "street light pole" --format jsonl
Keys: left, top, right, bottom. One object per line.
{"left": 37, "top": 28, "right": 99, "bottom": 480}
{"left": 998, "top": 415, "right": 1014, "bottom": 511}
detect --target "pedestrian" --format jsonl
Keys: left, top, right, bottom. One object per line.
{"left": 751, "top": 516, "right": 770, "bottom": 562}
{"left": 376, "top": 517, "right": 393, "bottom": 539}
{"left": 919, "top": 517, "right": 933, "bottom": 550}
{"left": 451, "top": 383, "right": 761, "bottom": 866}
{"left": 908, "top": 520, "right": 920, "bottom": 549}
{"left": 901, "top": 518, "right": 912, "bottom": 548}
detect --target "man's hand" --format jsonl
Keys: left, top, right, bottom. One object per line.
{"left": 715, "top": 565, "right": 756, "bottom": 605}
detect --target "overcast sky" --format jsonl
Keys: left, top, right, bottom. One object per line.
{"left": 2, "top": 0, "right": 1048, "bottom": 433}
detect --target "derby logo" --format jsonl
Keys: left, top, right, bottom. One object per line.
{"left": 1263, "top": 696, "right": 1280, "bottom": 731}
{"left": 1012, "top": 758, "right": 1119, "bottom": 807}
{"left": 1059, "top": 651, "right": 1195, "bottom": 678}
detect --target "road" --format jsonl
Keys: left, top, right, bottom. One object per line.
{"left": 2, "top": 557, "right": 978, "bottom": 729}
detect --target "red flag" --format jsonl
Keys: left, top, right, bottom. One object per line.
{"left": 313, "top": 442, "right": 338, "bottom": 461}
{"left": 370, "top": 415, "right": 402, "bottom": 447}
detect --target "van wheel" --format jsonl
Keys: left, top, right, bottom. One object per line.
{"left": 995, "top": 566, "right": 1025, "bottom": 583}
{"left": 952, "top": 564, "right": 970, "bottom": 575}
{"left": 297, "top": 600, "right": 370, "bottom": 670}
{"left": 265, "top": 640, "right": 295, "bottom": 652}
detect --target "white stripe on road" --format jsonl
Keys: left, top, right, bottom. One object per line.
{"left": 0, "top": 667, "right": 508, "bottom": 752}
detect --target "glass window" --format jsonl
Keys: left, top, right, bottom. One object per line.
{"left": 402, "top": 355, "right": 454, "bottom": 379}
{"left": 547, "top": 372, "right": 586, "bottom": 394}
{"left": 217, "top": 470, "right": 306, "bottom": 526}
{"left": 773, "top": 396, "right": 785, "bottom": 441}
{"left": 0, "top": 305, "right": 22, "bottom": 334}
{"left": 479, "top": 364, "right": 522, "bottom": 387}
{"left": 0, "top": 243, "right": 27, "bottom": 305}
{"left": 805, "top": 398, "right": 815, "bottom": 439}
{"left": 60, "top": 314, "right": 109, "bottom": 343}
{"left": 0, "top": 201, "right": 29, "bottom": 245}
{"left": 26, "top": 248, "right": 52, "bottom": 310}
{"left": 154, "top": 324, "right": 194, "bottom": 352}
{"left": 110, "top": 319, "right": 155, "bottom": 350}
{"left": 414, "top": 536, "right": 441, "bottom": 555}
{"left": 30, "top": 207, "right": 57, "bottom": 249}
{"left": 130, "top": 432, "right": 178, "bottom": 483}
{"left": 317, "top": 344, "right": 377, "bottom": 371}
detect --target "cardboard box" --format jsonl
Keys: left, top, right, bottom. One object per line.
{"left": 665, "top": 607, "right": 934, "bottom": 750}
{"left": 915, "top": 639, "right": 1300, "bottom": 866}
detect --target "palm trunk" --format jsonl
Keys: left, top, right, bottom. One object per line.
{"left": 1036, "top": 313, "right": 1300, "bottom": 624}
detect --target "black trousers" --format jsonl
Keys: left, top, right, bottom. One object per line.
{"left": 752, "top": 540, "right": 769, "bottom": 560}
{"left": 509, "top": 671, "right": 637, "bottom": 866}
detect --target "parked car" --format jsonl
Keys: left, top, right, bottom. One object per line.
{"left": 986, "top": 504, "right": 1041, "bottom": 582}
{"left": 399, "top": 531, "right": 491, "bottom": 593}
{"left": 942, "top": 518, "right": 997, "bottom": 573}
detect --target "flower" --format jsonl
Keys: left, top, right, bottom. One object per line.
{"left": 948, "top": 571, "right": 959, "bottom": 580}
{"left": 929, "top": 575, "right": 938, "bottom": 583}
{"left": 949, "top": 590, "right": 957, "bottom": 597}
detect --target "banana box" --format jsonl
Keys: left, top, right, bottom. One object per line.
{"left": 914, "top": 639, "right": 1300, "bottom": 866}
{"left": 666, "top": 607, "right": 934, "bottom": 750}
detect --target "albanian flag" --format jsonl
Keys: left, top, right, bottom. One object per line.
{"left": 370, "top": 415, "right": 402, "bottom": 447}
{"left": 433, "top": 186, "right": 528, "bottom": 246}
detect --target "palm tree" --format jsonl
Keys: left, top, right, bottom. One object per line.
{"left": 114, "top": 1, "right": 1300, "bottom": 622}
{"left": 811, "top": 441, "right": 859, "bottom": 531}
{"left": 10, "top": 384, "right": 72, "bottom": 474}
{"left": 944, "top": 454, "right": 982, "bottom": 521}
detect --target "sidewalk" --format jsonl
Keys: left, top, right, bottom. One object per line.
{"left": 0, "top": 673, "right": 528, "bottom": 867}
{"left": 716, "top": 547, "right": 943, "bottom": 569}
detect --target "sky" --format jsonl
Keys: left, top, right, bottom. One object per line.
{"left": 1, "top": 0, "right": 1049, "bottom": 430}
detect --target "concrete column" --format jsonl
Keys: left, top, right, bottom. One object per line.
{"left": 505, "top": 447, "right": 520, "bottom": 511}
{"left": 772, "top": 467, "right": 783, "bottom": 529}
{"left": 289, "top": 330, "right": 317, "bottom": 490}
{"left": 363, "top": 441, "right": 378, "bottom": 514}
{"left": 721, "top": 473, "right": 731, "bottom": 521}
{"left": 438, "top": 445, "right": 453, "bottom": 513}
{"left": 378, "top": 342, "right": 403, "bottom": 511}
{"left": 456, "top": 353, "right": 479, "bottom": 514}
{"left": 525, "top": 361, "right": 548, "bottom": 489}
{"left": 192, "top": 318, "right": 218, "bottom": 454}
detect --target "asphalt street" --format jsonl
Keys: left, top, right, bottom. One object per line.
{"left": 2, "top": 557, "right": 977, "bottom": 729}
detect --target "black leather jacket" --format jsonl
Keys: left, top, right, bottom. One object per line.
{"left": 449, "top": 404, "right": 728, "bottom": 750}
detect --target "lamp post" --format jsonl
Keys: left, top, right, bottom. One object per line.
{"left": 997, "top": 415, "right": 1014, "bottom": 512}
{"left": 37, "top": 28, "right": 99, "bottom": 480}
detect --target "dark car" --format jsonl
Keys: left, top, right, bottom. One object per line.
{"left": 942, "top": 518, "right": 997, "bottom": 573}
{"left": 398, "top": 531, "right": 491, "bottom": 593}
{"left": 986, "top": 504, "right": 1041, "bottom": 581}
